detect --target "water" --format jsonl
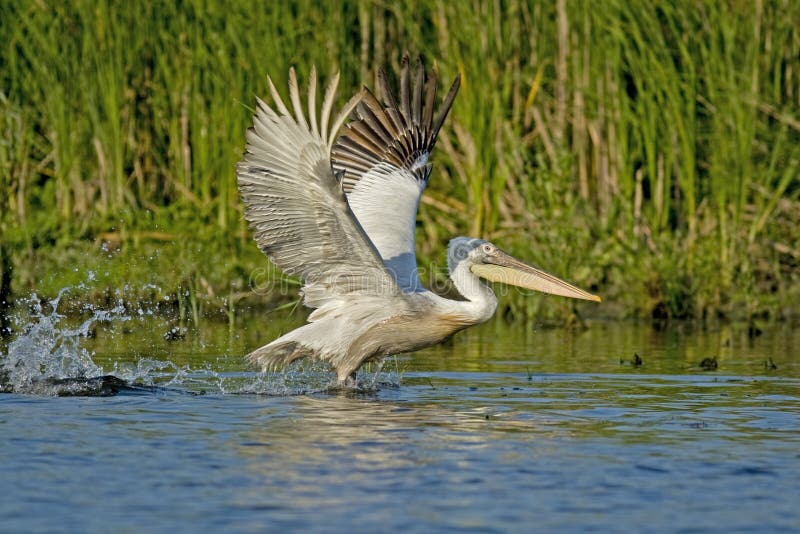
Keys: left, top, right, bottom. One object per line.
{"left": 1, "top": 295, "right": 799, "bottom": 532}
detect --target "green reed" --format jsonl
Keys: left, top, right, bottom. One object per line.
{"left": 0, "top": 0, "right": 798, "bottom": 322}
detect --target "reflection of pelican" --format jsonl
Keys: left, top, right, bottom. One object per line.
{"left": 238, "top": 395, "right": 536, "bottom": 470}
{"left": 237, "top": 55, "right": 600, "bottom": 384}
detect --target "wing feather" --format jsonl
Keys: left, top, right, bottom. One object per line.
{"left": 266, "top": 76, "right": 291, "bottom": 117}
{"left": 287, "top": 67, "right": 309, "bottom": 131}
{"left": 237, "top": 69, "right": 397, "bottom": 310}
{"left": 307, "top": 66, "right": 319, "bottom": 137}
{"left": 331, "top": 54, "right": 461, "bottom": 292}
{"left": 319, "top": 71, "right": 339, "bottom": 142}
{"left": 399, "top": 54, "right": 411, "bottom": 126}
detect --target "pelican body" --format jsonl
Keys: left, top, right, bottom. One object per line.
{"left": 237, "top": 56, "right": 600, "bottom": 384}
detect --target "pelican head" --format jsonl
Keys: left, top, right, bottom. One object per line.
{"left": 447, "top": 237, "right": 601, "bottom": 302}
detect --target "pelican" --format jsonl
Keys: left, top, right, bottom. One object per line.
{"left": 237, "top": 56, "right": 600, "bottom": 385}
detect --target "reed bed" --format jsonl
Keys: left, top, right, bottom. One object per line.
{"left": 1, "top": 0, "right": 798, "bottom": 323}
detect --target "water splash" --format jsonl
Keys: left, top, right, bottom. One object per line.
{"left": 0, "top": 289, "right": 222, "bottom": 396}
{"left": 217, "top": 360, "right": 401, "bottom": 396}
{"left": 111, "top": 357, "right": 399, "bottom": 396}
{"left": 0, "top": 287, "right": 402, "bottom": 396}
{"left": 112, "top": 357, "right": 224, "bottom": 393}
{"left": 232, "top": 360, "right": 341, "bottom": 395}
{"left": 0, "top": 289, "right": 127, "bottom": 395}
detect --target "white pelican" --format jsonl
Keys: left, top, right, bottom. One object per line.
{"left": 237, "top": 56, "right": 600, "bottom": 385}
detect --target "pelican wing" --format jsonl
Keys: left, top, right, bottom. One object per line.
{"left": 237, "top": 68, "right": 399, "bottom": 309}
{"left": 331, "top": 55, "right": 460, "bottom": 292}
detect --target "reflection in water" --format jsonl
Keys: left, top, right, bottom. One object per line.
{"left": 240, "top": 393, "right": 536, "bottom": 463}
{"left": 233, "top": 393, "right": 550, "bottom": 518}
{"left": 241, "top": 396, "right": 435, "bottom": 469}
{"left": 226, "top": 372, "right": 800, "bottom": 530}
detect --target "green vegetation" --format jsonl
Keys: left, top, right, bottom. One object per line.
{"left": 1, "top": 0, "right": 798, "bottom": 324}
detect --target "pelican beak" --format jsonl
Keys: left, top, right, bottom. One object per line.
{"left": 470, "top": 250, "right": 601, "bottom": 302}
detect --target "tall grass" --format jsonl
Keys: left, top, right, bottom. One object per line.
{"left": 1, "top": 0, "right": 798, "bottom": 321}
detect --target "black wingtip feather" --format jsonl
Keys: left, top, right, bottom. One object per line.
{"left": 412, "top": 57, "right": 425, "bottom": 127}
{"left": 331, "top": 54, "right": 461, "bottom": 189}
{"left": 431, "top": 73, "right": 461, "bottom": 143}
{"left": 399, "top": 53, "right": 411, "bottom": 124}
{"left": 377, "top": 68, "right": 397, "bottom": 109}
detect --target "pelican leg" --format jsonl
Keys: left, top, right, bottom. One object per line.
{"left": 342, "top": 371, "right": 358, "bottom": 388}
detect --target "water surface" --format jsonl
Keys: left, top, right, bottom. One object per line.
{"left": 1, "top": 304, "right": 799, "bottom": 532}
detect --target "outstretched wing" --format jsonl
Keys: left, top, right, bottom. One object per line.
{"left": 237, "top": 67, "right": 399, "bottom": 310}
{"left": 331, "top": 55, "right": 460, "bottom": 292}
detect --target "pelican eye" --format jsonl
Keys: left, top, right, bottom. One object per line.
{"left": 481, "top": 243, "right": 495, "bottom": 254}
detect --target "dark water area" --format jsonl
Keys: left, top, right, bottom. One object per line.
{"left": 1, "top": 298, "right": 799, "bottom": 532}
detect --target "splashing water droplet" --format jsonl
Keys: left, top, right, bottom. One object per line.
{"left": 1, "top": 284, "right": 403, "bottom": 396}
{"left": 0, "top": 288, "right": 128, "bottom": 394}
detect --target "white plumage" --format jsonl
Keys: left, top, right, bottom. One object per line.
{"left": 237, "top": 56, "right": 600, "bottom": 384}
